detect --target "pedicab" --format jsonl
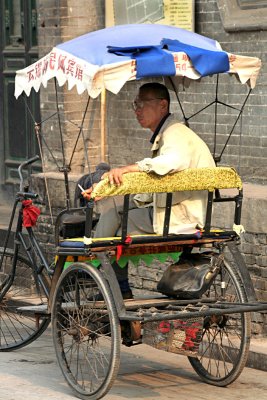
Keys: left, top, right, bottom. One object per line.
{"left": 7, "top": 23, "right": 267, "bottom": 400}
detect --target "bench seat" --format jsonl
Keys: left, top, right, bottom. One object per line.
{"left": 59, "top": 229, "right": 237, "bottom": 249}
{"left": 56, "top": 167, "right": 243, "bottom": 252}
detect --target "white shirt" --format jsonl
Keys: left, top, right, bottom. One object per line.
{"left": 136, "top": 115, "right": 216, "bottom": 234}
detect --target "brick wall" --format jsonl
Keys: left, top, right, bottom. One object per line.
{"left": 33, "top": 0, "right": 267, "bottom": 336}
{"left": 36, "top": 1, "right": 267, "bottom": 183}
{"left": 194, "top": 0, "right": 267, "bottom": 184}
{"left": 106, "top": 1, "right": 267, "bottom": 185}
{"left": 37, "top": 0, "right": 105, "bottom": 173}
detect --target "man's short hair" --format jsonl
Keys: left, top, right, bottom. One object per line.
{"left": 139, "top": 82, "right": 170, "bottom": 107}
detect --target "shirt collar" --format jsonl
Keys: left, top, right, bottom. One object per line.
{"left": 150, "top": 113, "right": 171, "bottom": 144}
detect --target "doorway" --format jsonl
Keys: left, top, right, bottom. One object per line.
{"left": 0, "top": 0, "right": 40, "bottom": 200}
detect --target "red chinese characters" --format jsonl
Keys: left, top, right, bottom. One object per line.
{"left": 75, "top": 65, "right": 83, "bottom": 80}
{"left": 26, "top": 51, "right": 84, "bottom": 82}
{"left": 66, "top": 59, "right": 76, "bottom": 76}
{"left": 49, "top": 52, "right": 56, "bottom": 69}
{"left": 173, "top": 53, "right": 190, "bottom": 72}
{"left": 35, "top": 62, "right": 42, "bottom": 78}
{"left": 57, "top": 55, "right": 67, "bottom": 72}
{"left": 27, "top": 69, "right": 35, "bottom": 81}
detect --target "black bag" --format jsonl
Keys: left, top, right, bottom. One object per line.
{"left": 61, "top": 162, "right": 111, "bottom": 238}
{"left": 157, "top": 253, "right": 223, "bottom": 299}
{"left": 60, "top": 214, "right": 86, "bottom": 238}
{"left": 60, "top": 213, "right": 100, "bottom": 239}
{"left": 74, "top": 162, "right": 110, "bottom": 207}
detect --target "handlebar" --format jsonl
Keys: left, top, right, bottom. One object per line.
{"left": 18, "top": 155, "right": 40, "bottom": 191}
{"left": 17, "top": 191, "right": 39, "bottom": 200}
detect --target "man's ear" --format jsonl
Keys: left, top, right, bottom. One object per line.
{"left": 161, "top": 99, "right": 169, "bottom": 112}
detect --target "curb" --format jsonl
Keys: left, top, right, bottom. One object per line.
{"left": 247, "top": 338, "right": 267, "bottom": 371}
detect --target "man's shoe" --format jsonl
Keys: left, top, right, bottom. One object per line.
{"left": 122, "top": 289, "right": 133, "bottom": 300}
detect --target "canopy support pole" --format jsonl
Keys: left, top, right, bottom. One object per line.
{"left": 54, "top": 79, "right": 71, "bottom": 210}
{"left": 168, "top": 77, "right": 189, "bottom": 126}
{"left": 218, "top": 89, "right": 252, "bottom": 160}
{"left": 101, "top": 89, "right": 107, "bottom": 162}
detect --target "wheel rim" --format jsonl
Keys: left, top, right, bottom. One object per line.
{"left": 0, "top": 249, "right": 49, "bottom": 351}
{"left": 189, "top": 260, "right": 251, "bottom": 385}
{"left": 52, "top": 264, "right": 120, "bottom": 398}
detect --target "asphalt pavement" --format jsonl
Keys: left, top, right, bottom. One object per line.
{"left": 0, "top": 327, "right": 266, "bottom": 400}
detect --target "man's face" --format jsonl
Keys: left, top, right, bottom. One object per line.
{"left": 133, "top": 90, "right": 167, "bottom": 132}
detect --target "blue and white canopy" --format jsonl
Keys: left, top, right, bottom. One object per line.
{"left": 15, "top": 24, "right": 262, "bottom": 98}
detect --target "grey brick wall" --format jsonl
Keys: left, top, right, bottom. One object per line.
{"left": 36, "top": 0, "right": 267, "bottom": 183}
{"left": 33, "top": 0, "right": 267, "bottom": 337}
{"left": 106, "top": 1, "right": 267, "bottom": 185}
{"left": 37, "top": 0, "right": 105, "bottom": 172}
{"left": 244, "top": 233, "right": 267, "bottom": 335}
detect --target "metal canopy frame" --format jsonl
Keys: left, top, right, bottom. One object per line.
{"left": 23, "top": 74, "right": 253, "bottom": 213}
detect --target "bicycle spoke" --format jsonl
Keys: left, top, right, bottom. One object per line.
{"left": 52, "top": 263, "right": 120, "bottom": 399}
{"left": 189, "top": 258, "right": 251, "bottom": 386}
{"left": 0, "top": 248, "right": 50, "bottom": 350}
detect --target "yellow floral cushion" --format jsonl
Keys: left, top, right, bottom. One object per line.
{"left": 91, "top": 167, "right": 242, "bottom": 199}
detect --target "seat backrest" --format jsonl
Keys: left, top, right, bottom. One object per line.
{"left": 91, "top": 167, "right": 243, "bottom": 238}
{"left": 91, "top": 167, "right": 242, "bottom": 199}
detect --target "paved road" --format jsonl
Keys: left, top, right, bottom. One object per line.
{"left": 0, "top": 327, "right": 266, "bottom": 400}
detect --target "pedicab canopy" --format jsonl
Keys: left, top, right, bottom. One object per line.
{"left": 15, "top": 24, "right": 261, "bottom": 99}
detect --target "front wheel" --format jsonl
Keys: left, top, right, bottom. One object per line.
{"left": 189, "top": 258, "right": 251, "bottom": 386}
{"left": 0, "top": 247, "right": 50, "bottom": 351}
{"left": 52, "top": 262, "right": 121, "bottom": 400}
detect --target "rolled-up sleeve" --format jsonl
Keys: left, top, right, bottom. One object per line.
{"left": 136, "top": 158, "right": 156, "bottom": 173}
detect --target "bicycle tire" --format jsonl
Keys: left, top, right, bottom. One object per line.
{"left": 189, "top": 257, "right": 251, "bottom": 386}
{"left": 52, "top": 262, "right": 121, "bottom": 400}
{"left": 0, "top": 247, "right": 50, "bottom": 351}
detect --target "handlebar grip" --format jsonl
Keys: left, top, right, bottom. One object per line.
{"left": 19, "top": 155, "right": 40, "bottom": 170}
{"left": 18, "top": 155, "right": 40, "bottom": 192}
{"left": 18, "top": 192, "right": 39, "bottom": 199}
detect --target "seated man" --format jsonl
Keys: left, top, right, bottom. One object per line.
{"left": 83, "top": 82, "right": 215, "bottom": 298}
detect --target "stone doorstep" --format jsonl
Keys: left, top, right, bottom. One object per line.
{"left": 242, "top": 183, "right": 267, "bottom": 199}
{"left": 212, "top": 183, "right": 267, "bottom": 234}
{"left": 247, "top": 338, "right": 267, "bottom": 371}
{"left": 0, "top": 205, "right": 16, "bottom": 230}
{"left": 221, "top": 183, "right": 267, "bottom": 199}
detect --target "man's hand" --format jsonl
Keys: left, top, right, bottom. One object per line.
{"left": 81, "top": 185, "right": 102, "bottom": 202}
{"left": 102, "top": 164, "right": 139, "bottom": 185}
{"left": 101, "top": 167, "right": 125, "bottom": 185}
{"left": 81, "top": 186, "right": 93, "bottom": 201}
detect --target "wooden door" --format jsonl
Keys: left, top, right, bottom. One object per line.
{"left": 0, "top": 0, "right": 40, "bottom": 198}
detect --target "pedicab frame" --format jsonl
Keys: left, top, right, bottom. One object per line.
{"left": 6, "top": 23, "right": 267, "bottom": 400}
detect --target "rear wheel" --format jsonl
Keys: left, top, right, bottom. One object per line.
{"left": 189, "top": 257, "right": 251, "bottom": 386}
{"left": 0, "top": 247, "right": 50, "bottom": 351}
{"left": 52, "top": 262, "right": 121, "bottom": 400}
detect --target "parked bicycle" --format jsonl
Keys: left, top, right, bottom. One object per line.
{"left": 0, "top": 155, "right": 50, "bottom": 350}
